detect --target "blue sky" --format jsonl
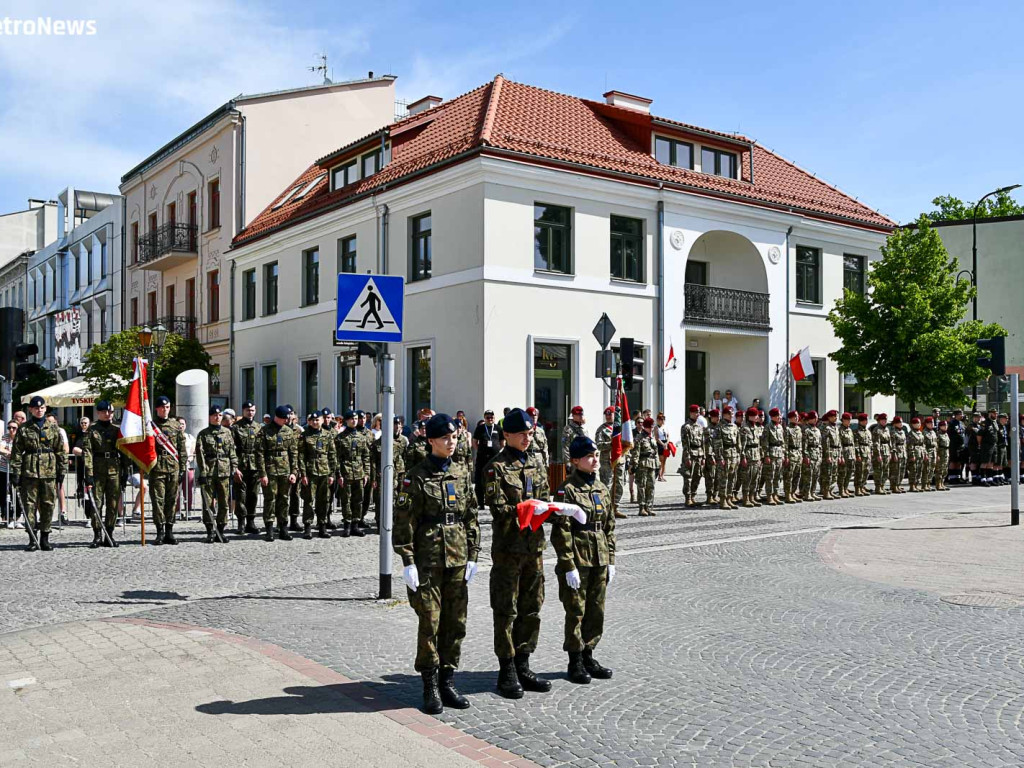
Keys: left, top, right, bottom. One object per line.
{"left": 1, "top": 0, "right": 1021, "bottom": 224}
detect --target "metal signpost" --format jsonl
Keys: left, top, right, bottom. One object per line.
{"left": 336, "top": 273, "right": 405, "bottom": 598}
{"left": 1010, "top": 373, "right": 1020, "bottom": 526}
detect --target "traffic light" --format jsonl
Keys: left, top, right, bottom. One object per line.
{"left": 976, "top": 337, "right": 1006, "bottom": 376}
{"left": 0, "top": 307, "right": 24, "bottom": 382}
{"left": 619, "top": 338, "right": 635, "bottom": 388}
{"left": 14, "top": 343, "right": 38, "bottom": 380}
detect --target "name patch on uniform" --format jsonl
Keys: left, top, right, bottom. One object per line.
{"left": 445, "top": 481, "right": 457, "bottom": 508}
{"left": 591, "top": 492, "right": 604, "bottom": 512}
{"left": 524, "top": 476, "right": 534, "bottom": 499}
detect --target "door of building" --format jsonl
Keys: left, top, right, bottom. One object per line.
{"left": 685, "top": 350, "right": 707, "bottom": 408}
{"left": 187, "top": 191, "right": 197, "bottom": 250}
{"left": 533, "top": 342, "right": 572, "bottom": 469}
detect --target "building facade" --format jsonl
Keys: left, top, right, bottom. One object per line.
{"left": 229, "top": 77, "right": 897, "bottom": 447}
{"left": 119, "top": 75, "right": 396, "bottom": 403}
{"left": 0, "top": 199, "right": 58, "bottom": 315}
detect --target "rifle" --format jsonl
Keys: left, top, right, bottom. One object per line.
{"left": 85, "top": 487, "right": 114, "bottom": 547}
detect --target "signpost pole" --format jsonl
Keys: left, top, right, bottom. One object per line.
{"left": 379, "top": 353, "right": 395, "bottom": 599}
{"left": 1010, "top": 373, "right": 1019, "bottom": 526}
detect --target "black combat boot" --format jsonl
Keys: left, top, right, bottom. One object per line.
{"left": 317, "top": 522, "right": 332, "bottom": 539}
{"left": 205, "top": 524, "right": 216, "bottom": 543}
{"left": 25, "top": 530, "right": 38, "bottom": 552}
{"left": 90, "top": 528, "right": 103, "bottom": 549}
{"left": 349, "top": 521, "right": 365, "bottom": 537}
{"left": 514, "top": 653, "right": 551, "bottom": 692}
{"left": 216, "top": 524, "right": 229, "bottom": 543}
{"left": 163, "top": 523, "right": 178, "bottom": 545}
{"left": 278, "top": 524, "right": 293, "bottom": 541}
{"left": 39, "top": 531, "right": 53, "bottom": 551}
{"left": 421, "top": 668, "right": 443, "bottom": 715}
{"left": 152, "top": 524, "right": 164, "bottom": 545}
{"left": 105, "top": 526, "right": 119, "bottom": 548}
{"left": 264, "top": 525, "right": 275, "bottom": 542}
{"left": 303, "top": 524, "right": 313, "bottom": 540}
{"left": 325, "top": 515, "right": 338, "bottom": 530}
{"left": 567, "top": 652, "right": 591, "bottom": 685}
{"left": 236, "top": 518, "right": 245, "bottom": 535}
{"left": 438, "top": 668, "right": 470, "bottom": 709}
{"left": 338, "top": 520, "right": 351, "bottom": 538}
{"left": 244, "top": 517, "right": 260, "bottom": 534}
{"left": 582, "top": 649, "right": 613, "bottom": 679}
{"left": 288, "top": 515, "right": 302, "bottom": 532}
{"left": 495, "top": 657, "right": 524, "bottom": 699}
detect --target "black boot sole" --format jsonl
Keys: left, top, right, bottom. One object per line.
{"left": 496, "top": 686, "right": 524, "bottom": 699}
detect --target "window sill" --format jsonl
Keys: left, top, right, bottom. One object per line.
{"left": 610, "top": 277, "right": 646, "bottom": 287}
{"left": 409, "top": 276, "right": 432, "bottom": 284}
{"left": 204, "top": 225, "right": 222, "bottom": 237}
{"left": 301, "top": 301, "right": 320, "bottom": 309}
{"left": 534, "top": 269, "right": 575, "bottom": 279}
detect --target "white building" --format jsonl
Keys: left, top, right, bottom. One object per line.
{"left": 119, "top": 74, "right": 396, "bottom": 404}
{"left": 228, "top": 76, "right": 897, "bottom": 448}
{"left": 0, "top": 199, "right": 58, "bottom": 313}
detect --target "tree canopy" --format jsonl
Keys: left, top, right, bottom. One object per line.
{"left": 828, "top": 215, "right": 1006, "bottom": 410}
{"left": 926, "top": 192, "right": 1024, "bottom": 222}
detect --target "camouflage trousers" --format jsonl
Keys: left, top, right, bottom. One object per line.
{"left": 890, "top": 453, "right": 907, "bottom": 491}
{"left": 742, "top": 458, "right": 762, "bottom": 500}
{"left": 599, "top": 457, "right": 625, "bottom": 512}
{"left": 838, "top": 454, "right": 856, "bottom": 493}
{"left": 289, "top": 480, "right": 300, "bottom": 519}
{"left": 820, "top": 454, "right": 838, "bottom": 495}
{"left": 558, "top": 565, "right": 608, "bottom": 652}
{"left": 200, "top": 478, "right": 231, "bottom": 526}
{"left": 704, "top": 459, "right": 720, "bottom": 501}
{"left": 20, "top": 479, "right": 57, "bottom": 533}
{"left": 737, "top": 462, "right": 747, "bottom": 496}
{"left": 148, "top": 472, "right": 179, "bottom": 526}
{"left": 800, "top": 457, "right": 821, "bottom": 498}
{"left": 763, "top": 457, "right": 783, "bottom": 497}
{"left": 338, "top": 477, "right": 366, "bottom": 523}
{"left": 873, "top": 454, "right": 891, "bottom": 492}
{"left": 718, "top": 457, "right": 739, "bottom": 501}
{"left": 233, "top": 469, "right": 261, "bottom": 522}
{"left": 935, "top": 448, "right": 949, "bottom": 485}
{"left": 302, "top": 476, "right": 332, "bottom": 525}
{"left": 908, "top": 448, "right": 927, "bottom": 487}
{"left": 854, "top": 453, "right": 871, "bottom": 493}
{"left": 783, "top": 456, "right": 802, "bottom": 498}
{"left": 90, "top": 475, "right": 120, "bottom": 530}
{"left": 262, "top": 475, "right": 292, "bottom": 527}
{"left": 681, "top": 453, "right": 703, "bottom": 497}
{"left": 635, "top": 467, "right": 656, "bottom": 511}
{"left": 409, "top": 565, "right": 468, "bottom": 672}
{"left": 923, "top": 452, "right": 936, "bottom": 487}
{"left": 490, "top": 552, "right": 544, "bottom": 659}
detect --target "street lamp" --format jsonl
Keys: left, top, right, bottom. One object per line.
{"left": 137, "top": 322, "right": 167, "bottom": 416}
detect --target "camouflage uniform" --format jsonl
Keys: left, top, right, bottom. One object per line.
{"left": 372, "top": 430, "right": 408, "bottom": 528}
{"left": 393, "top": 455, "right": 479, "bottom": 672}
{"left": 12, "top": 417, "right": 65, "bottom": 537}
{"left": 783, "top": 421, "right": 803, "bottom": 502}
{"left": 703, "top": 420, "right": 721, "bottom": 504}
{"left": 356, "top": 427, "right": 375, "bottom": 521}
{"left": 82, "top": 420, "right": 122, "bottom": 533}
{"left": 739, "top": 421, "right": 764, "bottom": 505}
{"left": 760, "top": 421, "right": 785, "bottom": 502}
{"left": 528, "top": 425, "right": 549, "bottom": 472}
{"left": 561, "top": 421, "right": 587, "bottom": 464}
{"left": 906, "top": 428, "right": 927, "bottom": 491}
{"left": 255, "top": 421, "right": 299, "bottom": 530}
{"left": 679, "top": 419, "right": 705, "bottom": 503}
{"left": 870, "top": 422, "right": 892, "bottom": 494}
{"left": 298, "top": 425, "right": 337, "bottom": 528}
{"left": 716, "top": 420, "right": 741, "bottom": 507}
{"left": 800, "top": 423, "right": 822, "bottom": 500}
{"left": 890, "top": 425, "right": 908, "bottom": 493}
{"left": 150, "top": 416, "right": 187, "bottom": 529}
{"left": 231, "top": 417, "right": 262, "bottom": 531}
{"left": 633, "top": 430, "right": 659, "bottom": 515}
{"left": 336, "top": 428, "right": 371, "bottom": 525}
{"left": 551, "top": 470, "right": 616, "bottom": 652}
{"left": 853, "top": 424, "right": 872, "bottom": 495}
{"left": 195, "top": 423, "right": 237, "bottom": 530}
{"left": 820, "top": 421, "right": 841, "bottom": 499}
{"left": 837, "top": 423, "right": 857, "bottom": 497}
{"left": 405, "top": 435, "right": 429, "bottom": 472}
{"left": 593, "top": 421, "right": 624, "bottom": 513}
{"left": 484, "top": 446, "right": 549, "bottom": 660}
{"left": 922, "top": 427, "right": 938, "bottom": 490}
{"left": 934, "top": 430, "right": 951, "bottom": 490}
{"left": 453, "top": 429, "right": 473, "bottom": 475}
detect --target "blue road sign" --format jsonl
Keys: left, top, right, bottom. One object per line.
{"left": 335, "top": 274, "right": 404, "bottom": 343}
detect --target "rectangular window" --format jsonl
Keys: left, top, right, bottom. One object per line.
{"left": 302, "top": 359, "right": 319, "bottom": 416}
{"left": 241, "top": 367, "right": 255, "bottom": 406}
{"left": 685, "top": 260, "right": 708, "bottom": 285}
{"left": 167, "top": 201, "right": 176, "bottom": 227}
{"left": 100, "top": 307, "right": 107, "bottom": 342}
{"left": 843, "top": 254, "right": 865, "bottom": 296}
{"left": 165, "top": 284, "right": 175, "bottom": 317}
{"left": 796, "top": 246, "right": 822, "bottom": 304}
{"left": 534, "top": 203, "right": 572, "bottom": 274}
{"left": 331, "top": 159, "right": 358, "bottom": 191}
{"left": 410, "top": 213, "right": 432, "bottom": 282}
{"left": 795, "top": 359, "right": 823, "bottom": 413}
{"left": 131, "top": 222, "right": 139, "bottom": 264}
{"left": 654, "top": 136, "right": 693, "bottom": 169}
{"left": 208, "top": 178, "right": 221, "bottom": 230}
{"left": 843, "top": 374, "right": 865, "bottom": 414}
{"left": 302, "top": 248, "right": 319, "bottom": 306}
{"left": 100, "top": 241, "right": 107, "bottom": 278}
{"left": 87, "top": 243, "right": 94, "bottom": 283}
{"left": 186, "top": 278, "right": 196, "bottom": 320}
{"left": 361, "top": 150, "right": 381, "bottom": 179}
{"left": 701, "top": 147, "right": 738, "bottom": 179}
{"left": 147, "top": 291, "right": 157, "bottom": 323}
{"left": 610, "top": 215, "right": 644, "bottom": 282}
{"left": 242, "top": 268, "right": 256, "bottom": 320}
{"left": 264, "top": 262, "right": 278, "bottom": 315}
{"left": 148, "top": 212, "right": 157, "bottom": 235}
{"left": 408, "top": 346, "right": 431, "bottom": 417}
{"left": 338, "top": 235, "right": 357, "bottom": 274}
{"left": 131, "top": 297, "right": 139, "bottom": 327}
{"left": 263, "top": 365, "right": 278, "bottom": 415}
{"left": 336, "top": 356, "right": 356, "bottom": 414}
{"left": 73, "top": 252, "right": 81, "bottom": 289}
{"left": 208, "top": 270, "right": 220, "bottom": 322}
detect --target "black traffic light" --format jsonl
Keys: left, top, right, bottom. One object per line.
{"left": 619, "top": 338, "right": 635, "bottom": 388}
{"left": 15, "top": 343, "right": 38, "bottom": 380}
{"left": 976, "top": 337, "right": 1006, "bottom": 376}
{"left": 0, "top": 307, "right": 24, "bottom": 382}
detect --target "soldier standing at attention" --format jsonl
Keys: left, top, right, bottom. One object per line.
{"left": 335, "top": 409, "right": 369, "bottom": 538}
{"left": 231, "top": 401, "right": 262, "bottom": 535}
{"left": 472, "top": 410, "right": 501, "bottom": 509}
{"left": 819, "top": 410, "right": 842, "bottom": 500}
{"left": 286, "top": 410, "right": 304, "bottom": 533}
{"left": 906, "top": 417, "right": 926, "bottom": 492}
{"left": 150, "top": 395, "right": 187, "bottom": 545}
{"left": 738, "top": 407, "right": 764, "bottom": 507}
{"left": 552, "top": 435, "right": 616, "bottom": 685}
{"left": 715, "top": 406, "right": 740, "bottom": 509}
{"left": 298, "top": 411, "right": 337, "bottom": 539}
{"left": 837, "top": 413, "right": 857, "bottom": 498}
{"left": 922, "top": 417, "right": 939, "bottom": 491}
{"left": 10, "top": 397, "right": 62, "bottom": 551}
{"left": 255, "top": 405, "right": 299, "bottom": 541}
{"left": 760, "top": 408, "right": 785, "bottom": 505}
{"left": 634, "top": 417, "right": 659, "bottom": 516}
{"left": 966, "top": 411, "right": 983, "bottom": 485}
{"left": 406, "top": 420, "right": 431, "bottom": 472}
{"left": 594, "top": 406, "right": 615, "bottom": 487}
{"left": 935, "top": 420, "right": 952, "bottom": 491}
{"left": 561, "top": 406, "right": 588, "bottom": 464}
{"left": 946, "top": 408, "right": 967, "bottom": 484}
{"left": 995, "top": 412, "right": 1010, "bottom": 485}
{"left": 890, "top": 416, "right": 908, "bottom": 493}
{"left": 196, "top": 405, "right": 237, "bottom": 543}
{"left": 484, "top": 408, "right": 551, "bottom": 700}
{"left": 372, "top": 416, "right": 408, "bottom": 534}
{"left": 703, "top": 408, "right": 721, "bottom": 506}
{"left": 870, "top": 414, "right": 892, "bottom": 495}
{"left": 800, "top": 411, "right": 822, "bottom": 502}
{"left": 83, "top": 400, "right": 122, "bottom": 548}
{"left": 394, "top": 413, "right": 479, "bottom": 714}
{"left": 453, "top": 413, "right": 474, "bottom": 475}
{"left": 679, "top": 404, "right": 705, "bottom": 507}
{"left": 853, "top": 413, "right": 872, "bottom": 496}
{"left": 525, "top": 408, "right": 549, "bottom": 476}
{"left": 783, "top": 410, "right": 803, "bottom": 503}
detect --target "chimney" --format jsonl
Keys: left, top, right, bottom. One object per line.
{"left": 407, "top": 95, "right": 443, "bottom": 116}
{"left": 603, "top": 90, "right": 652, "bottom": 114}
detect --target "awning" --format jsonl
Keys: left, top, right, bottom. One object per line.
{"left": 21, "top": 376, "right": 124, "bottom": 408}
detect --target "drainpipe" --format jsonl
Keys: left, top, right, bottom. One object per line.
{"left": 785, "top": 224, "right": 793, "bottom": 409}
{"left": 229, "top": 261, "right": 236, "bottom": 405}
{"left": 237, "top": 114, "right": 246, "bottom": 234}
{"left": 656, "top": 190, "right": 665, "bottom": 411}
{"left": 120, "top": 195, "right": 127, "bottom": 333}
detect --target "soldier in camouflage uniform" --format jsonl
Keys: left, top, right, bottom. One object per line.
{"left": 525, "top": 407, "right": 549, "bottom": 476}
{"left": 922, "top": 416, "right": 939, "bottom": 491}
{"left": 255, "top": 405, "right": 299, "bottom": 541}
{"left": 371, "top": 417, "right": 408, "bottom": 532}
{"left": 800, "top": 411, "right": 822, "bottom": 501}
{"left": 561, "top": 406, "right": 588, "bottom": 464}
{"left": 394, "top": 413, "right": 480, "bottom": 714}
{"left": 703, "top": 409, "right": 722, "bottom": 506}
{"left": 634, "top": 417, "right": 659, "bottom": 516}
{"left": 453, "top": 414, "right": 473, "bottom": 475}
{"left": 836, "top": 413, "right": 857, "bottom": 498}
{"left": 231, "top": 401, "right": 262, "bottom": 534}
{"left": 484, "top": 408, "right": 552, "bottom": 700}
{"left": 552, "top": 435, "right": 616, "bottom": 685}
{"left": 298, "top": 411, "right": 337, "bottom": 539}
{"left": 11, "top": 397, "right": 65, "bottom": 551}
{"left": 818, "top": 410, "right": 841, "bottom": 500}
{"left": 149, "top": 395, "right": 187, "bottom": 545}
{"left": 335, "top": 409, "right": 369, "bottom": 538}
{"left": 760, "top": 408, "right": 785, "bottom": 505}
{"left": 195, "top": 405, "right": 237, "bottom": 543}
{"left": 906, "top": 417, "right": 927, "bottom": 492}
{"left": 713, "top": 407, "right": 739, "bottom": 509}
{"left": 738, "top": 407, "right": 764, "bottom": 507}
{"left": 783, "top": 410, "right": 803, "bottom": 503}
{"left": 679, "top": 405, "right": 705, "bottom": 506}
{"left": 853, "top": 413, "right": 872, "bottom": 496}
{"left": 995, "top": 412, "right": 1010, "bottom": 485}
{"left": 870, "top": 414, "right": 892, "bottom": 494}
{"left": 594, "top": 406, "right": 615, "bottom": 486}
{"left": 286, "top": 410, "right": 304, "bottom": 532}
{"left": 934, "top": 420, "right": 951, "bottom": 491}
{"left": 83, "top": 400, "right": 122, "bottom": 548}
{"left": 889, "top": 416, "right": 908, "bottom": 493}
{"left": 405, "top": 420, "right": 430, "bottom": 473}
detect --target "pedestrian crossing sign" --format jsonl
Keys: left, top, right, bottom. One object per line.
{"left": 335, "top": 274, "right": 404, "bottom": 343}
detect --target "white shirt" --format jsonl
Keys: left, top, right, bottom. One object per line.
{"left": 708, "top": 398, "right": 723, "bottom": 412}
{"left": 723, "top": 397, "right": 739, "bottom": 411}
{"left": 696, "top": 416, "right": 708, "bottom": 429}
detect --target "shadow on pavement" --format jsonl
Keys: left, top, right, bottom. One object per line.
{"left": 197, "top": 682, "right": 409, "bottom": 716}
{"left": 123, "top": 590, "right": 188, "bottom": 601}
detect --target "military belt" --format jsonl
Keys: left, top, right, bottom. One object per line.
{"left": 425, "top": 512, "right": 460, "bottom": 526}
{"left": 572, "top": 521, "right": 600, "bottom": 531}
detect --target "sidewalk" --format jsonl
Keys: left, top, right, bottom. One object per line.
{"left": 0, "top": 618, "right": 536, "bottom": 767}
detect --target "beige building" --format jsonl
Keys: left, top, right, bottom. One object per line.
{"left": 119, "top": 75, "right": 396, "bottom": 402}
{"left": 0, "top": 199, "right": 58, "bottom": 313}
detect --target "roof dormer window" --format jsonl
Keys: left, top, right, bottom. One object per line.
{"left": 701, "top": 147, "right": 737, "bottom": 179}
{"left": 654, "top": 136, "right": 693, "bottom": 170}
{"left": 361, "top": 149, "right": 382, "bottom": 179}
{"left": 331, "top": 159, "right": 358, "bottom": 192}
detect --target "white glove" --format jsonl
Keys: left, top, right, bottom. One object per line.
{"left": 465, "top": 561, "right": 479, "bottom": 584}
{"left": 565, "top": 569, "right": 581, "bottom": 590}
{"left": 548, "top": 502, "right": 587, "bottom": 525}
{"left": 403, "top": 564, "right": 419, "bottom": 591}
{"left": 607, "top": 564, "right": 616, "bottom": 586}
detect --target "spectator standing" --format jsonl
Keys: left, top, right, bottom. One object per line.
{"left": 46, "top": 413, "right": 70, "bottom": 523}
{"left": 0, "top": 421, "right": 16, "bottom": 525}
{"left": 723, "top": 390, "right": 739, "bottom": 413}
{"left": 708, "top": 390, "right": 723, "bottom": 413}
{"left": 655, "top": 413, "right": 669, "bottom": 480}
{"left": 472, "top": 410, "right": 503, "bottom": 508}
{"left": 72, "top": 416, "right": 91, "bottom": 507}
{"left": 696, "top": 407, "right": 709, "bottom": 429}
{"left": 179, "top": 417, "right": 197, "bottom": 514}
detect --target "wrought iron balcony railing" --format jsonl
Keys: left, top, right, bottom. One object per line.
{"left": 684, "top": 283, "right": 771, "bottom": 331}
{"left": 155, "top": 315, "right": 197, "bottom": 340}
{"left": 137, "top": 223, "right": 198, "bottom": 264}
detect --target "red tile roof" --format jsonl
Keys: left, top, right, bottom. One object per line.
{"left": 234, "top": 76, "right": 893, "bottom": 247}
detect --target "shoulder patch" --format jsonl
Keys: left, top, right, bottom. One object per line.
{"left": 402, "top": 478, "right": 412, "bottom": 487}
{"left": 487, "top": 467, "right": 495, "bottom": 478}
{"left": 556, "top": 488, "right": 565, "bottom": 497}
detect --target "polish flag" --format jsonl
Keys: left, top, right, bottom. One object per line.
{"left": 117, "top": 357, "right": 157, "bottom": 472}
{"left": 610, "top": 377, "right": 633, "bottom": 468}
{"left": 517, "top": 499, "right": 587, "bottom": 531}
{"left": 664, "top": 341, "right": 677, "bottom": 370}
{"left": 790, "top": 346, "right": 814, "bottom": 382}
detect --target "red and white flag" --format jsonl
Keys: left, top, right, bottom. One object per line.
{"left": 610, "top": 377, "right": 633, "bottom": 468}
{"left": 117, "top": 357, "right": 157, "bottom": 472}
{"left": 789, "top": 346, "right": 814, "bottom": 382}
{"left": 664, "top": 341, "right": 677, "bottom": 370}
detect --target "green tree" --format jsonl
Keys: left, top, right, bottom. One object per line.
{"left": 12, "top": 364, "right": 57, "bottom": 405}
{"left": 83, "top": 329, "right": 213, "bottom": 404}
{"left": 926, "top": 192, "right": 1024, "bottom": 222}
{"left": 828, "top": 215, "right": 1006, "bottom": 413}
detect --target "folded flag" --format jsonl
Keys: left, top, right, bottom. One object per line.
{"left": 516, "top": 499, "right": 587, "bottom": 531}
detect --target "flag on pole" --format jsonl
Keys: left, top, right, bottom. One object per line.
{"left": 117, "top": 357, "right": 157, "bottom": 472}
{"left": 789, "top": 346, "right": 814, "bottom": 382}
{"left": 610, "top": 376, "right": 633, "bottom": 468}
{"left": 664, "top": 340, "right": 677, "bottom": 370}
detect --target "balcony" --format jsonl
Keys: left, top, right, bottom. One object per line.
{"left": 156, "top": 315, "right": 197, "bottom": 340}
{"left": 136, "top": 223, "right": 198, "bottom": 269}
{"left": 684, "top": 283, "right": 771, "bottom": 331}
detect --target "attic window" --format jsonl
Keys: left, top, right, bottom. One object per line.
{"left": 654, "top": 136, "right": 693, "bottom": 170}
{"left": 292, "top": 173, "right": 327, "bottom": 202}
{"left": 271, "top": 185, "right": 302, "bottom": 210}
{"left": 331, "top": 159, "right": 358, "bottom": 191}
{"left": 701, "top": 147, "right": 737, "bottom": 179}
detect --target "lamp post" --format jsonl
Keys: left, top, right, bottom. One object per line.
{"left": 137, "top": 323, "right": 168, "bottom": 415}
